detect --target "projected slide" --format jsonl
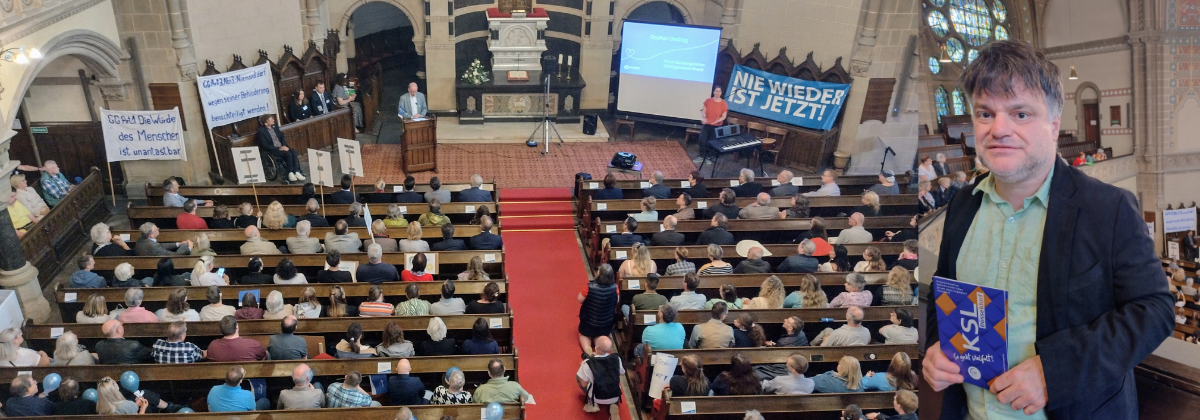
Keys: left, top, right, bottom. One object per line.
{"left": 618, "top": 21, "right": 721, "bottom": 121}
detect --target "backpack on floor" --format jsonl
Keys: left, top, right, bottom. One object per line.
{"left": 586, "top": 354, "right": 623, "bottom": 404}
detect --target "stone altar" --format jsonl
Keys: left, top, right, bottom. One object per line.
{"left": 486, "top": 8, "right": 549, "bottom": 79}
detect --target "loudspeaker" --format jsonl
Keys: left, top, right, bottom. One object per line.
{"left": 582, "top": 114, "right": 598, "bottom": 135}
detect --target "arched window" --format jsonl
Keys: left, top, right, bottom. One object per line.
{"left": 994, "top": 25, "right": 1008, "bottom": 40}
{"left": 946, "top": 38, "right": 965, "bottom": 62}
{"left": 927, "top": 10, "right": 950, "bottom": 37}
{"left": 936, "top": 86, "right": 950, "bottom": 121}
{"left": 929, "top": 57, "right": 941, "bottom": 74}
{"left": 993, "top": 0, "right": 1007, "bottom": 22}
{"left": 924, "top": 0, "right": 1012, "bottom": 65}
{"left": 952, "top": 88, "right": 967, "bottom": 115}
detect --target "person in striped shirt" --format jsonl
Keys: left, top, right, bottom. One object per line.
{"left": 359, "top": 285, "right": 395, "bottom": 317}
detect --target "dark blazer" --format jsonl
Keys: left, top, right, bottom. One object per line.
{"left": 288, "top": 101, "right": 312, "bottom": 122}
{"left": 643, "top": 184, "right": 671, "bottom": 199}
{"left": 367, "top": 192, "right": 394, "bottom": 204}
{"left": 255, "top": 124, "right": 288, "bottom": 151}
{"left": 388, "top": 374, "right": 427, "bottom": 406}
{"left": 309, "top": 89, "right": 335, "bottom": 115}
{"left": 651, "top": 230, "right": 685, "bottom": 247}
{"left": 732, "top": 182, "right": 763, "bottom": 198}
{"left": 686, "top": 184, "right": 709, "bottom": 199}
{"left": 932, "top": 162, "right": 950, "bottom": 177}
{"left": 92, "top": 243, "right": 133, "bottom": 257}
{"left": 458, "top": 187, "right": 492, "bottom": 203}
{"left": 594, "top": 187, "right": 624, "bottom": 200}
{"left": 432, "top": 238, "right": 467, "bottom": 251}
{"left": 297, "top": 213, "right": 330, "bottom": 228}
{"left": 133, "top": 236, "right": 188, "bottom": 256}
{"left": 926, "top": 160, "right": 1174, "bottom": 420}
{"left": 468, "top": 232, "right": 503, "bottom": 250}
{"left": 330, "top": 189, "right": 360, "bottom": 204}
{"left": 95, "top": 338, "right": 153, "bottom": 365}
{"left": 395, "top": 191, "right": 424, "bottom": 203}
{"left": 608, "top": 233, "right": 643, "bottom": 248}
{"left": 703, "top": 203, "right": 741, "bottom": 220}
{"left": 695, "top": 227, "right": 735, "bottom": 246}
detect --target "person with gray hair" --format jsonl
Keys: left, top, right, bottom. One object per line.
{"left": 460, "top": 174, "right": 493, "bottom": 202}
{"left": 835, "top": 212, "right": 873, "bottom": 245}
{"left": 151, "top": 321, "right": 204, "bottom": 364}
{"left": 90, "top": 221, "right": 133, "bottom": 256}
{"left": 829, "top": 273, "right": 873, "bottom": 308}
{"left": 696, "top": 213, "right": 735, "bottom": 245}
{"left": 5, "top": 374, "right": 53, "bottom": 415}
{"left": 869, "top": 170, "right": 900, "bottom": 196}
{"left": 298, "top": 198, "right": 331, "bottom": 228}
{"left": 356, "top": 243, "right": 400, "bottom": 283}
{"left": 777, "top": 239, "right": 819, "bottom": 273}
{"left": 732, "top": 168, "right": 763, "bottom": 197}
{"left": 431, "top": 369, "right": 472, "bottom": 404}
{"left": 811, "top": 306, "right": 870, "bottom": 346}
{"left": 278, "top": 363, "right": 325, "bottom": 409}
{"left": 286, "top": 220, "right": 324, "bottom": 253}
{"left": 133, "top": 222, "right": 192, "bottom": 256}
{"left": 241, "top": 225, "right": 283, "bottom": 255}
{"left": 734, "top": 245, "right": 772, "bottom": 274}
{"left": 110, "top": 261, "right": 150, "bottom": 288}
{"left": 344, "top": 202, "right": 367, "bottom": 227}
{"left": 263, "top": 290, "right": 295, "bottom": 320}
{"left": 0, "top": 327, "right": 50, "bottom": 367}
{"left": 771, "top": 170, "right": 798, "bottom": 197}
{"left": 117, "top": 287, "right": 159, "bottom": 323}
{"left": 419, "top": 317, "right": 457, "bottom": 356}
{"left": 803, "top": 169, "right": 842, "bottom": 197}
{"left": 739, "top": 192, "right": 777, "bottom": 219}
{"left": 744, "top": 410, "right": 766, "bottom": 420}
{"left": 643, "top": 170, "right": 671, "bottom": 199}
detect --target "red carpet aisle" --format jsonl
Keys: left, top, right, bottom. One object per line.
{"left": 361, "top": 142, "right": 695, "bottom": 188}
{"left": 500, "top": 188, "right": 633, "bottom": 420}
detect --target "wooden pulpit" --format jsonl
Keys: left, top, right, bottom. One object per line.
{"left": 401, "top": 116, "right": 437, "bottom": 173}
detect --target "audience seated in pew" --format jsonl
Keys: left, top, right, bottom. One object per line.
{"left": 208, "top": 366, "right": 271, "bottom": 411}
{"left": 430, "top": 280, "right": 466, "bottom": 315}
{"left": 803, "top": 169, "right": 841, "bottom": 197}
{"left": 0, "top": 328, "right": 51, "bottom": 367}
{"left": 326, "top": 220, "right": 363, "bottom": 254}
{"left": 241, "top": 226, "right": 282, "bottom": 255}
{"left": 669, "top": 273, "right": 707, "bottom": 309}
{"left": 835, "top": 213, "right": 873, "bottom": 245}
{"left": 336, "top": 323, "right": 375, "bottom": 358}
{"left": 819, "top": 244, "right": 851, "bottom": 272}
{"left": 780, "top": 193, "right": 811, "bottom": 219}
{"left": 343, "top": 203, "right": 367, "bottom": 227}
{"left": 162, "top": 177, "right": 212, "bottom": 208}
{"left": 395, "top": 283, "right": 432, "bottom": 316}
{"left": 687, "top": 302, "right": 735, "bottom": 349}
{"left": 424, "top": 177, "right": 451, "bottom": 204}
{"left": 208, "top": 316, "right": 268, "bottom": 361}
{"left": 239, "top": 257, "right": 273, "bottom": 285}
{"left": 829, "top": 273, "right": 873, "bottom": 308}
{"left": 644, "top": 171, "right": 671, "bottom": 199}
{"left": 299, "top": 199, "right": 331, "bottom": 228}
{"left": 609, "top": 217, "right": 643, "bottom": 248}
{"left": 868, "top": 170, "right": 900, "bottom": 196}
{"left": 706, "top": 284, "right": 743, "bottom": 310}
{"left": 794, "top": 217, "right": 833, "bottom": 256}
{"left": 154, "top": 257, "right": 189, "bottom": 287}
{"left": 96, "top": 320, "right": 152, "bottom": 364}
{"left": 762, "top": 354, "right": 813, "bottom": 395}
{"left": 359, "top": 244, "right": 401, "bottom": 283}
{"left": 703, "top": 188, "right": 740, "bottom": 220}
{"left": 594, "top": 174, "right": 623, "bottom": 200}
{"left": 326, "top": 285, "right": 359, "bottom": 317}
{"left": 673, "top": 193, "right": 696, "bottom": 221}
{"left": 176, "top": 199, "right": 208, "bottom": 229}
{"left": 469, "top": 215, "right": 503, "bottom": 250}
{"left": 295, "top": 287, "right": 323, "bottom": 318}
{"left": 52, "top": 331, "right": 97, "bottom": 366}
{"left": 881, "top": 267, "right": 915, "bottom": 306}
{"left": 371, "top": 220, "right": 400, "bottom": 252}
{"left": 618, "top": 243, "right": 657, "bottom": 280}
{"left": 865, "top": 389, "right": 919, "bottom": 420}
{"left": 732, "top": 169, "right": 764, "bottom": 198}
{"left": 91, "top": 222, "right": 134, "bottom": 257}
{"left": 262, "top": 201, "right": 298, "bottom": 229}
{"left": 766, "top": 316, "right": 808, "bottom": 347}
{"left": 117, "top": 288, "right": 158, "bottom": 323}
{"left": 878, "top": 308, "right": 918, "bottom": 345}
{"left": 359, "top": 284, "right": 395, "bottom": 316}
{"left": 698, "top": 243, "right": 735, "bottom": 275}
{"left": 459, "top": 174, "right": 494, "bottom": 202}
{"left": 473, "top": 358, "right": 530, "bottom": 403}
{"left": 278, "top": 363, "right": 324, "bottom": 409}
{"left": 712, "top": 354, "right": 762, "bottom": 395}
{"left": 134, "top": 222, "right": 192, "bottom": 256}
{"left": 233, "top": 203, "right": 259, "bottom": 229}
{"left": 4, "top": 374, "right": 55, "bottom": 415}
{"left": 458, "top": 256, "right": 492, "bottom": 281}
{"left": 853, "top": 247, "right": 886, "bottom": 273}
{"left": 330, "top": 175, "right": 362, "bottom": 205}
{"left": 777, "top": 239, "right": 819, "bottom": 273}
{"left": 210, "top": 205, "right": 236, "bottom": 229}
{"left": 632, "top": 273, "right": 668, "bottom": 311}
{"left": 273, "top": 258, "right": 308, "bottom": 285}
{"left": 152, "top": 320, "right": 204, "bottom": 364}
{"left": 629, "top": 197, "right": 659, "bottom": 222}
{"left": 861, "top": 351, "right": 917, "bottom": 392}
{"left": 395, "top": 176, "right": 424, "bottom": 203}
{"left": 389, "top": 359, "right": 427, "bottom": 405}
{"left": 669, "top": 354, "right": 710, "bottom": 397}
{"left": 71, "top": 255, "right": 107, "bottom": 289}
{"left": 399, "top": 223, "right": 430, "bottom": 252}
{"left": 376, "top": 321, "right": 415, "bottom": 357}
{"left": 419, "top": 317, "right": 456, "bottom": 356}
{"left": 466, "top": 282, "right": 505, "bottom": 314}
{"left": 731, "top": 313, "right": 766, "bottom": 348}
{"left": 433, "top": 224, "right": 467, "bottom": 251}
{"left": 811, "top": 306, "right": 870, "bottom": 347}
{"left": 384, "top": 204, "right": 410, "bottom": 229}
{"left": 431, "top": 369, "right": 472, "bottom": 404}
{"left": 733, "top": 243, "right": 772, "bottom": 274}
{"left": 156, "top": 288, "right": 200, "bottom": 322}
{"left": 890, "top": 240, "right": 919, "bottom": 270}
{"left": 317, "top": 251, "right": 354, "bottom": 283}
{"left": 812, "top": 356, "right": 863, "bottom": 393}
{"left": 652, "top": 215, "right": 685, "bottom": 246}
{"left": 264, "top": 290, "right": 295, "bottom": 319}
{"left": 235, "top": 293, "right": 264, "bottom": 320}
{"left": 642, "top": 304, "right": 685, "bottom": 352}
{"left": 200, "top": 285, "right": 236, "bottom": 321}
{"left": 739, "top": 193, "right": 777, "bottom": 220}
{"left": 403, "top": 253, "right": 434, "bottom": 282}
{"left": 666, "top": 247, "right": 696, "bottom": 276}
{"left": 418, "top": 199, "right": 450, "bottom": 227}
{"left": 191, "top": 233, "right": 217, "bottom": 256}
{"left": 742, "top": 275, "right": 786, "bottom": 309}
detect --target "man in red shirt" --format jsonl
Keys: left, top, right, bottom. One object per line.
{"left": 176, "top": 199, "right": 209, "bottom": 230}
{"left": 206, "top": 316, "right": 267, "bottom": 362}
{"left": 699, "top": 86, "right": 729, "bottom": 146}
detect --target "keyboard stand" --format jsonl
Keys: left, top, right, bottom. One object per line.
{"left": 698, "top": 141, "right": 765, "bottom": 177}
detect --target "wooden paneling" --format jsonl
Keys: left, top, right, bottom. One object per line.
{"left": 148, "top": 83, "right": 187, "bottom": 130}
{"left": 919, "top": 144, "right": 967, "bottom": 159}
{"left": 403, "top": 117, "right": 438, "bottom": 173}
{"left": 25, "top": 122, "right": 124, "bottom": 190}
{"left": 861, "top": 78, "right": 896, "bottom": 123}
{"left": 212, "top": 108, "right": 354, "bottom": 183}
{"left": 18, "top": 168, "right": 111, "bottom": 287}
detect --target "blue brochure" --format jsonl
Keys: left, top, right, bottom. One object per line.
{"left": 933, "top": 276, "right": 1009, "bottom": 388}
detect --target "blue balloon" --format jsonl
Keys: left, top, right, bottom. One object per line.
{"left": 82, "top": 388, "right": 98, "bottom": 402}
{"left": 485, "top": 402, "right": 504, "bottom": 420}
{"left": 177, "top": 407, "right": 195, "bottom": 413}
{"left": 119, "top": 371, "right": 139, "bottom": 392}
{"left": 42, "top": 373, "right": 61, "bottom": 393}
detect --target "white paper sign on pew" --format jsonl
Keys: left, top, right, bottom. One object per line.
{"left": 230, "top": 147, "right": 266, "bottom": 185}
{"left": 337, "top": 138, "right": 365, "bottom": 177}
{"left": 405, "top": 253, "right": 438, "bottom": 274}
{"left": 308, "top": 149, "right": 335, "bottom": 187}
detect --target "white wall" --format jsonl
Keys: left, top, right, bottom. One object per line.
{"left": 188, "top": 0, "right": 306, "bottom": 69}
{"left": 1166, "top": 171, "right": 1200, "bottom": 208}
{"left": 349, "top": 1, "right": 412, "bottom": 38}
{"left": 734, "top": 0, "right": 865, "bottom": 71}
{"left": 1041, "top": 0, "right": 1126, "bottom": 48}
{"left": 23, "top": 56, "right": 98, "bottom": 122}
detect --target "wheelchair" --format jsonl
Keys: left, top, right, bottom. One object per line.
{"left": 261, "top": 149, "right": 288, "bottom": 184}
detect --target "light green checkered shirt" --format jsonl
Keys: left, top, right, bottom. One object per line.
{"left": 954, "top": 165, "right": 1054, "bottom": 420}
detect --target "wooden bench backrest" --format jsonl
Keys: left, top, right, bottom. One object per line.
{"left": 34, "top": 404, "right": 522, "bottom": 420}
{"left": 919, "top": 144, "right": 966, "bottom": 159}
{"left": 943, "top": 156, "right": 974, "bottom": 175}
{"left": 590, "top": 195, "right": 917, "bottom": 213}
{"left": 113, "top": 226, "right": 491, "bottom": 243}
{"left": 597, "top": 216, "right": 912, "bottom": 234}
{"left": 25, "top": 315, "right": 510, "bottom": 342}
{"left": 608, "top": 243, "right": 904, "bottom": 261}
{"left": 630, "top": 306, "right": 911, "bottom": 326}
{"left": 90, "top": 251, "right": 504, "bottom": 271}
{"left": 662, "top": 392, "right": 897, "bottom": 416}
{"left": 128, "top": 202, "right": 497, "bottom": 220}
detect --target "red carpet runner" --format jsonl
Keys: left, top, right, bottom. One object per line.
{"left": 500, "top": 188, "right": 633, "bottom": 420}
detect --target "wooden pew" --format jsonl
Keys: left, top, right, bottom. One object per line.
{"left": 943, "top": 156, "right": 974, "bottom": 175}
{"left": 608, "top": 243, "right": 904, "bottom": 261}
{"left": 618, "top": 272, "right": 913, "bottom": 304}
{"left": 145, "top": 182, "right": 497, "bottom": 206}
{"left": 918, "top": 144, "right": 966, "bottom": 159}
{"left": 55, "top": 281, "right": 507, "bottom": 322}
{"left": 127, "top": 202, "right": 498, "bottom": 228}
{"left": 576, "top": 174, "right": 913, "bottom": 200}
{"left": 18, "top": 167, "right": 112, "bottom": 287}
{"left": 584, "top": 195, "right": 918, "bottom": 220}
{"left": 90, "top": 251, "right": 504, "bottom": 272}
{"left": 22, "top": 405, "right": 525, "bottom": 419}
{"left": 113, "top": 226, "right": 492, "bottom": 242}
{"left": 0, "top": 354, "right": 514, "bottom": 384}
{"left": 595, "top": 216, "right": 913, "bottom": 235}
{"left": 655, "top": 393, "right": 898, "bottom": 419}
{"left": 919, "top": 134, "right": 945, "bottom": 148}
{"left": 24, "top": 315, "right": 512, "bottom": 351}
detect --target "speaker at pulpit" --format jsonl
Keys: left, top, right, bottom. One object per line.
{"left": 401, "top": 116, "right": 437, "bottom": 173}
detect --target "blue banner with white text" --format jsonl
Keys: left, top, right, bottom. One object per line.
{"left": 724, "top": 64, "right": 850, "bottom": 131}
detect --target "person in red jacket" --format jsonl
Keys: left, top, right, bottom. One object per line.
{"left": 175, "top": 199, "right": 208, "bottom": 230}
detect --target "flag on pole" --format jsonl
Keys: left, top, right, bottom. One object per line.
{"left": 363, "top": 203, "right": 376, "bottom": 244}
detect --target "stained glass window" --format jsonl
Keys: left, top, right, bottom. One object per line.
{"left": 967, "top": 49, "right": 979, "bottom": 64}
{"left": 947, "top": 38, "right": 965, "bottom": 62}
{"left": 949, "top": 0, "right": 993, "bottom": 47}
{"left": 929, "top": 0, "right": 946, "bottom": 7}
{"left": 994, "top": 25, "right": 1008, "bottom": 40}
{"left": 993, "top": 0, "right": 1007, "bottom": 22}
{"left": 952, "top": 88, "right": 967, "bottom": 115}
{"left": 928, "top": 10, "right": 949, "bottom": 37}
{"left": 935, "top": 86, "right": 950, "bottom": 121}
{"left": 929, "top": 57, "right": 941, "bottom": 74}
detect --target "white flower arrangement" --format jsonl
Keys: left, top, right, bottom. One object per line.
{"left": 461, "top": 59, "right": 490, "bottom": 85}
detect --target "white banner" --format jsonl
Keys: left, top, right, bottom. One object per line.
{"left": 1164, "top": 207, "right": 1197, "bottom": 234}
{"left": 101, "top": 108, "right": 186, "bottom": 161}
{"left": 230, "top": 147, "right": 266, "bottom": 185}
{"left": 197, "top": 63, "right": 277, "bottom": 130}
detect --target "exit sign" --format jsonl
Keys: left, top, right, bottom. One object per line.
{"left": 30, "top": 127, "right": 47, "bottom": 134}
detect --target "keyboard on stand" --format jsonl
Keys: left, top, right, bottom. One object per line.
{"left": 700, "top": 131, "right": 765, "bottom": 177}
{"left": 715, "top": 136, "right": 763, "bottom": 152}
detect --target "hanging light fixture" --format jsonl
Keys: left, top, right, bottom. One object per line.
{"left": 939, "top": 43, "right": 952, "bottom": 63}
{"left": 1, "top": 46, "right": 40, "bottom": 64}
{"left": 28, "top": 48, "right": 41, "bottom": 59}
{"left": 1068, "top": 66, "right": 1078, "bottom": 80}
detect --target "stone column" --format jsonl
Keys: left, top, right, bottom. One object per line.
{"left": 305, "top": 0, "right": 324, "bottom": 44}
{"left": 424, "top": 1, "right": 455, "bottom": 111}
{"left": 719, "top": 0, "right": 738, "bottom": 49}
{"left": 0, "top": 208, "right": 49, "bottom": 323}
{"left": 166, "top": 0, "right": 198, "bottom": 80}
{"left": 833, "top": 0, "right": 883, "bottom": 173}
